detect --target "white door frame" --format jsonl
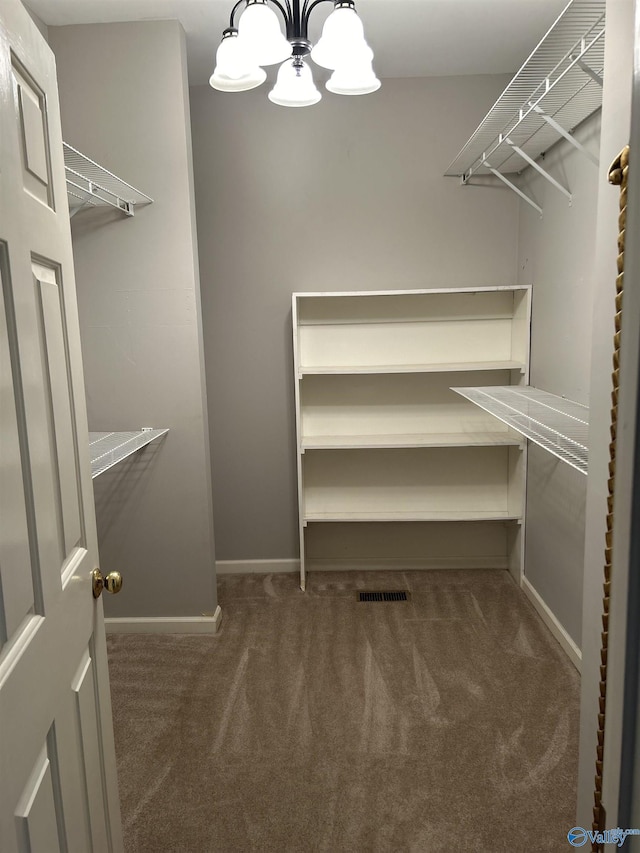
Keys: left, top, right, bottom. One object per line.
{"left": 604, "top": 0, "right": 640, "bottom": 843}
{"left": 581, "top": 0, "right": 640, "bottom": 847}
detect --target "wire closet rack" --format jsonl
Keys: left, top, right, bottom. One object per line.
{"left": 445, "top": 0, "right": 605, "bottom": 215}
{"left": 63, "top": 143, "right": 153, "bottom": 217}
{"left": 452, "top": 386, "right": 589, "bottom": 475}
{"left": 88, "top": 430, "right": 169, "bottom": 478}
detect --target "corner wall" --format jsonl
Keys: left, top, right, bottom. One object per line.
{"left": 190, "top": 75, "right": 520, "bottom": 563}
{"left": 516, "top": 113, "right": 601, "bottom": 651}
{"left": 48, "top": 21, "right": 217, "bottom": 619}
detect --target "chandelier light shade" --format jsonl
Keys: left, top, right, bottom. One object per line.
{"left": 209, "top": 65, "right": 267, "bottom": 92}
{"left": 210, "top": 0, "right": 380, "bottom": 107}
{"left": 209, "top": 30, "right": 267, "bottom": 91}
{"left": 237, "top": 0, "right": 293, "bottom": 66}
{"left": 326, "top": 61, "right": 381, "bottom": 95}
{"left": 310, "top": 4, "right": 367, "bottom": 70}
{"left": 268, "top": 58, "right": 322, "bottom": 107}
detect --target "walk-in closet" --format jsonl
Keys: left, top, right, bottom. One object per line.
{"left": 2, "top": 0, "right": 639, "bottom": 850}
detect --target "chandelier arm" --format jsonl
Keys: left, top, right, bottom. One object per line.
{"left": 229, "top": 0, "right": 293, "bottom": 31}
{"left": 302, "top": 0, "right": 334, "bottom": 30}
{"left": 267, "top": 0, "right": 294, "bottom": 35}
{"left": 228, "top": 0, "right": 246, "bottom": 28}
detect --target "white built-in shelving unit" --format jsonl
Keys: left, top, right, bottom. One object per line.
{"left": 453, "top": 385, "right": 589, "bottom": 475}
{"left": 63, "top": 142, "right": 153, "bottom": 218}
{"left": 445, "top": 0, "right": 605, "bottom": 215}
{"left": 292, "top": 287, "right": 532, "bottom": 590}
{"left": 88, "top": 429, "right": 169, "bottom": 479}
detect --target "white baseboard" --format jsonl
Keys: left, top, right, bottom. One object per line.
{"left": 521, "top": 576, "right": 581, "bottom": 671}
{"left": 105, "top": 605, "right": 222, "bottom": 635}
{"left": 216, "top": 556, "right": 508, "bottom": 575}
{"left": 216, "top": 559, "right": 300, "bottom": 575}
{"left": 306, "top": 556, "right": 509, "bottom": 571}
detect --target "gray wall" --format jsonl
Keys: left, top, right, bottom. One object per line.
{"left": 49, "top": 21, "right": 217, "bottom": 618}
{"left": 190, "top": 74, "right": 520, "bottom": 561}
{"left": 516, "top": 113, "right": 601, "bottom": 648}
{"left": 577, "top": 0, "right": 635, "bottom": 828}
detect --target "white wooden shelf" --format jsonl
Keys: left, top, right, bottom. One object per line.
{"left": 300, "top": 369, "right": 519, "bottom": 443}
{"left": 293, "top": 289, "right": 532, "bottom": 588}
{"left": 296, "top": 286, "right": 530, "bottom": 318}
{"left": 298, "top": 360, "right": 525, "bottom": 376}
{"left": 452, "top": 385, "right": 588, "bottom": 475}
{"left": 305, "top": 510, "right": 522, "bottom": 523}
{"left": 64, "top": 142, "right": 153, "bottom": 218}
{"left": 302, "top": 445, "right": 522, "bottom": 522}
{"left": 445, "top": 0, "right": 605, "bottom": 214}
{"left": 301, "top": 431, "right": 523, "bottom": 450}
{"left": 88, "top": 429, "right": 169, "bottom": 478}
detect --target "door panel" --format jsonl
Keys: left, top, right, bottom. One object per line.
{"left": 15, "top": 744, "right": 63, "bottom": 853}
{"left": 0, "top": 2, "right": 123, "bottom": 851}
{"left": 11, "top": 57, "right": 54, "bottom": 209}
{"left": 34, "top": 261, "right": 84, "bottom": 563}
{"left": 0, "top": 248, "right": 34, "bottom": 645}
{"left": 73, "top": 649, "right": 110, "bottom": 852}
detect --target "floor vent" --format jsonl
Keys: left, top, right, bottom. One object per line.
{"left": 358, "top": 591, "right": 410, "bottom": 602}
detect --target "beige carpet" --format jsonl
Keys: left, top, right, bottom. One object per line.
{"left": 107, "top": 570, "right": 580, "bottom": 852}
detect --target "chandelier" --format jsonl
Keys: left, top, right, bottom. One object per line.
{"left": 209, "top": 0, "right": 380, "bottom": 107}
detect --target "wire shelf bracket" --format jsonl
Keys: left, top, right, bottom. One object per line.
{"left": 505, "top": 136, "right": 572, "bottom": 200}
{"left": 63, "top": 142, "right": 153, "bottom": 218}
{"left": 88, "top": 429, "right": 169, "bottom": 478}
{"left": 445, "top": 0, "right": 605, "bottom": 216}
{"left": 451, "top": 386, "right": 589, "bottom": 475}
{"left": 531, "top": 104, "right": 600, "bottom": 166}
{"left": 485, "top": 162, "right": 543, "bottom": 215}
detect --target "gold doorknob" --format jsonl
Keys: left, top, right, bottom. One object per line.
{"left": 92, "top": 569, "right": 123, "bottom": 598}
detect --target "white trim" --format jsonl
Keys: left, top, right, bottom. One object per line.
{"left": 105, "top": 606, "right": 222, "bottom": 634}
{"left": 215, "top": 557, "right": 509, "bottom": 575}
{"left": 521, "top": 576, "right": 581, "bottom": 671}
{"left": 306, "top": 556, "right": 508, "bottom": 571}
{"left": 216, "top": 559, "right": 300, "bottom": 575}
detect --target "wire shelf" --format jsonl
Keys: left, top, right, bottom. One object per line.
{"left": 445, "top": 0, "right": 605, "bottom": 180}
{"left": 88, "top": 429, "right": 169, "bottom": 478}
{"left": 63, "top": 143, "right": 153, "bottom": 217}
{"left": 451, "top": 386, "right": 588, "bottom": 474}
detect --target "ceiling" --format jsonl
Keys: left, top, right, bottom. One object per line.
{"left": 26, "top": 0, "right": 570, "bottom": 86}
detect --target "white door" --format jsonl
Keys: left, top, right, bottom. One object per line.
{"left": 0, "top": 1, "right": 124, "bottom": 851}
